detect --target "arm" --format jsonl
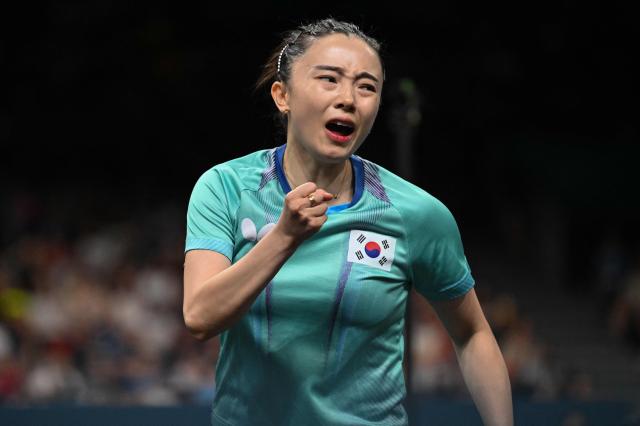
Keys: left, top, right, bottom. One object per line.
{"left": 183, "top": 183, "right": 333, "bottom": 341}
{"left": 183, "top": 230, "right": 296, "bottom": 341}
{"left": 431, "top": 288, "right": 513, "bottom": 426}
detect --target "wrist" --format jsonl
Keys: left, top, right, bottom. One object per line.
{"left": 268, "top": 224, "right": 302, "bottom": 252}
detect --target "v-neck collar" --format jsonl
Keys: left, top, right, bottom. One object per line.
{"left": 274, "top": 144, "right": 364, "bottom": 214}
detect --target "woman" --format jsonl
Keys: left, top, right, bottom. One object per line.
{"left": 183, "top": 18, "right": 513, "bottom": 426}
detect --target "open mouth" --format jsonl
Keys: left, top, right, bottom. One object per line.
{"left": 325, "top": 120, "right": 355, "bottom": 136}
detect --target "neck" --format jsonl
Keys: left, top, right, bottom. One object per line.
{"left": 283, "top": 142, "right": 352, "bottom": 203}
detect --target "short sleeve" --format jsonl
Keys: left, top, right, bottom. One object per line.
{"left": 185, "top": 169, "right": 235, "bottom": 260}
{"left": 410, "top": 198, "right": 475, "bottom": 301}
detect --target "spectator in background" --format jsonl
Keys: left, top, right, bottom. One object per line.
{"left": 594, "top": 226, "right": 627, "bottom": 315}
{"left": 501, "top": 317, "right": 557, "bottom": 399}
{"left": 609, "top": 250, "right": 640, "bottom": 351}
{"left": 0, "top": 189, "right": 215, "bottom": 405}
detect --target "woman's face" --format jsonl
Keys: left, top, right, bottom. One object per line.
{"left": 276, "top": 33, "right": 383, "bottom": 163}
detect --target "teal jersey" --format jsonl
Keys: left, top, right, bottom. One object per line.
{"left": 185, "top": 145, "right": 474, "bottom": 426}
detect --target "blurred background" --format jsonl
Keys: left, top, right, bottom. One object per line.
{"left": 1, "top": 2, "right": 638, "bottom": 425}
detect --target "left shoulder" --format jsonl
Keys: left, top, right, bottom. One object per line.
{"left": 358, "top": 156, "right": 455, "bottom": 223}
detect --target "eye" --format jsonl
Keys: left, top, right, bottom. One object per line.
{"left": 359, "top": 84, "right": 377, "bottom": 93}
{"left": 318, "top": 75, "right": 337, "bottom": 83}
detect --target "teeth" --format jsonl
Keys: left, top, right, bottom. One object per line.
{"left": 334, "top": 121, "right": 352, "bottom": 127}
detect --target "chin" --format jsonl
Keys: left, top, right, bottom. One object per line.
{"left": 320, "top": 144, "right": 353, "bottom": 163}
{"left": 327, "top": 135, "right": 360, "bottom": 153}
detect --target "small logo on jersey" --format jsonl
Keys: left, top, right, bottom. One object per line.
{"left": 348, "top": 230, "right": 396, "bottom": 271}
{"left": 241, "top": 218, "right": 275, "bottom": 242}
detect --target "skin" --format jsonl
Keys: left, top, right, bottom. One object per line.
{"left": 271, "top": 33, "right": 383, "bottom": 207}
{"left": 183, "top": 32, "right": 512, "bottom": 426}
{"left": 432, "top": 290, "right": 513, "bottom": 426}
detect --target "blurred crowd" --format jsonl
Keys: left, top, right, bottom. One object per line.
{"left": 595, "top": 227, "right": 640, "bottom": 354}
{"left": 409, "top": 287, "right": 577, "bottom": 400}
{"left": 0, "top": 188, "right": 217, "bottom": 405}
{"left": 0, "top": 188, "right": 607, "bottom": 406}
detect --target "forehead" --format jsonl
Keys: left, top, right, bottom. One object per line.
{"left": 293, "top": 33, "right": 382, "bottom": 78}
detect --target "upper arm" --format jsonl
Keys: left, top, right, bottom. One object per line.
{"left": 183, "top": 168, "right": 235, "bottom": 316}
{"left": 183, "top": 249, "right": 231, "bottom": 313}
{"left": 185, "top": 168, "right": 235, "bottom": 260}
{"left": 430, "top": 288, "right": 491, "bottom": 348}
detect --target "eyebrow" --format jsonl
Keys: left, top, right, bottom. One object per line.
{"left": 312, "top": 65, "right": 380, "bottom": 83}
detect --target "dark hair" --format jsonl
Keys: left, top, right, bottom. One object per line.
{"left": 255, "top": 18, "right": 385, "bottom": 92}
{"left": 255, "top": 18, "right": 385, "bottom": 137}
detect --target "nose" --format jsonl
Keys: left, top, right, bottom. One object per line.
{"left": 335, "top": 85, "right": 355, "bottom": 112}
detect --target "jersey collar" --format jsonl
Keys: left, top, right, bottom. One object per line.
{"left": 274, "top": 144, "right": 364, "bottom": 213}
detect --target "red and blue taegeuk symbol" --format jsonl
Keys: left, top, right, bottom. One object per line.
{"left": 364, "top": 241, "right": 381, "bottom": 258}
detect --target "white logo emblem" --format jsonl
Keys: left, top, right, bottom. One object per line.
{"left": 347, "top": 230, "right": 397, "bottom": 271}
{"left": 241, "top": 218, "right": 275, "bottom": 242}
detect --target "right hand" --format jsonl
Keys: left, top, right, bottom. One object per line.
{"left": 273, "top": 182, "right": 334, "bottom": 245}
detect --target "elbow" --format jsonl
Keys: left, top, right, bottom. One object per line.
{"left": 183, "top": 309, "right": 217, "bottom": 341}
{"left": 450, "top": 326, "right": 486, "bottom": 352}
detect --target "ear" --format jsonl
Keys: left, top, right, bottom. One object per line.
{"left": 270, "top": 81, "right": 290, "bottom": 114}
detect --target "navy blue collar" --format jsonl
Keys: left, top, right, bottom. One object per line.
{"left": 274, "top": 144, "right": 364, "bottom": 213}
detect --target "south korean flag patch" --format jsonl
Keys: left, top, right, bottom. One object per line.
{"left": 347, "top": 230, "right": 397, "bottom": 271}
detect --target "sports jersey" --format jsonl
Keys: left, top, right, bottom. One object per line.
{"left": 185, "top": 144, "right": 475, "bottom": 426}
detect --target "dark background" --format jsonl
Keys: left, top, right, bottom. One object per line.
{"left": 1, "top": 1, "right": 639, "bottom": 417}
{"left": 3, "top": 2, "right": 638, "bottom": 289}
